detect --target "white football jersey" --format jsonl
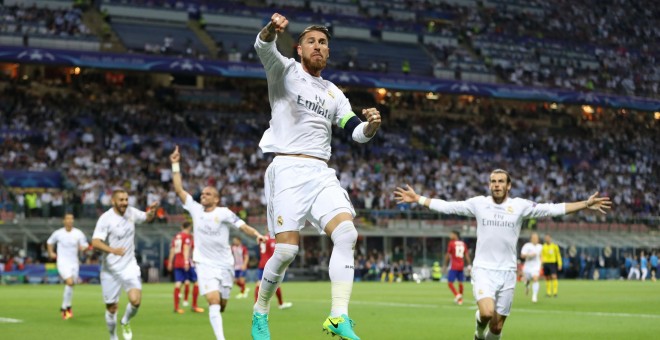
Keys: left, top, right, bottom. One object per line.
{"left": 92, "top": 207, "right": 147, "bottom": 273}
{"left": 254, "top": 35, "right": 354, "bottom": 161}
{"left": 47, "top": 228, "right": 88, "bottom": 266}
{"left": 429, "top": 196, "right": 565, "bottom": 271}
{"left": 521, "top": 242, "right": 543, "bottom": 269}
{"left": 182, "top": 194, "right": 246, "bottom": 269}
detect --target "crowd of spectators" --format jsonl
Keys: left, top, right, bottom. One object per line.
{"left": 0, "top": 78, "right": 656, "bottom": 225}
{"left": 10, "top": 0, "right": 655, "bottom": 98}
{"left": 0, "top": 4, "right": 92, "bottom": 38}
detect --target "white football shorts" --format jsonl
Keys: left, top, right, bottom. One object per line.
{"left": 471, "top": 267, "right": 517, "bottom": 316}
{"left": 57, "top": 262, "right": 79, "bottom": 281}
{"left": 265, "top": 156, "right": 355, "bottom": 237}
{"left": 101, "top": 262, "right": 142, "bottom": 304}
{"left": 523, "top": 264, "right": 541, "bottom": 280}
{"left": 196, "top": 263, "right": 234, "bottom": 298}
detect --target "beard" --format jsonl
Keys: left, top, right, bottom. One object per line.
{"left": 302, "top": 54, "right": 327, "bottom": 74}
{"left": 114, "top": 204, "right": 127, "bottom": 215}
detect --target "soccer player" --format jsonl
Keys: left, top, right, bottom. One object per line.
{"left": 394, "top": 169, "right": 611, "bottom": 340}
{"left": 520, "top": 233, "right": 543, "bottom": 303}
{"left": 255, "top": 232, "right": 292, "bottom": 309}
{"left": 444, "top": 230, "right": 471, "bottom": 305}
{"left": 170, "top": 146, "right": 266, "bottom": 340}
{"left": 92, "top": 190, "right": 158, "bottom": 340}
{"left": 650, "top": 251, "right": 658, "bottom": 282}
{"left": 640, "top": 251, "right": 648, "bottom": 281}
{"left": 232, "top": 237, "right": 250, "bottom": 298}
{"left": 167, "top": 221, "right": 204, "bottom": 313}
{"left": 541, "top": 234, "right": 562, "bottom": 297}
{"left": 252, "top": 13, "right": 381, "bottom": 340}
{"left": 46, "top": 213, "right": 89, "bottom": 320}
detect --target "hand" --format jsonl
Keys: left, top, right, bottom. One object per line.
{"left": 256, "top": 235, "right": 267, "bottom": 243}
{"left": 148, "top": 200, "right": 160, "bottom": 211}
{"left": 362, "top": 108, "right": 381, "bottom": 136}
{"left": 586, "top": 191, "right": 612, "bottom": 214}
{"left": 167, "top": 263, "right": 173, "bottom": 272}
{"left": 48, "top": 252, "right": 57, "bottom": 260}
{"left": 393, "top": 184, "right": 419, "bottom": 204}
{"left": 111, "top": 247, "right": 126, "bottom": 256}
{"left": 269, "top": 13, "right": 289, "bottom": 33}
{"left": 184, "top": 262, "right": 190, "bottom": 271}
{"left": 170, "top": 145, "right": 180, "bottom": 163}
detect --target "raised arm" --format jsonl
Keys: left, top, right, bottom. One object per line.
{"left": 564, "top": 191, "right": 611, "bottom": 214}
{"left": 259, "top": 13, "right": 288, "bottom": 42}
{"left": 239, "top": 223, "right": 267, "bottom": 244}
{"left": 170, "top": 145, "right": 190, "bottom": 204}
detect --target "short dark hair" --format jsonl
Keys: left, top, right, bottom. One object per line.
{"left": 491, "top": 169, "right": 511, "bottom": 184}
{"left": 182, "top": 221, "right": 192, "bottom": 229}
{"left": 451, "top": 230, "right": 461, "bottom": 239}
{"left": 298, "top": 25, "right": 331, "bottom": 44}
{"left": 111, "top": 189, "right": 128, "bottom": 199}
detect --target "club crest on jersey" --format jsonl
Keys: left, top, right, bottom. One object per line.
{"left": 506, "top": 206, "right": 514, "bottom": 213}
{"left": 328, "top": 90, "right": 335, "bottom": 99}
{"left": 214, "top": 216, "right": 220, "bottom": 223}
{"left": 277, "top": 216, "right": 283, "bottom": 226}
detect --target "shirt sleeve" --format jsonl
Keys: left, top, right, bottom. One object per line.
{"left": 78, "top": 230, "right": 89, "bottom": 248}
{"left": 333, "top": 90, "right": 356, "bottom": 128}
{"left": 224, "top": 209, "right": 247, "bottom": 229}
{"left": 182, "top": 194, "right": 203, "bottom": 216}
{"left": 92, "top": 215, "right": 109, "bottom": 241}
{"left": 428, "top": 197, "right": 476, "bottom": 217}
{"left": 131, "top": 207, "right": 148, "bottom": 224}
{"left": 520, "top": 199, "right": 566, "bottom": 218}
{"left": 47, "top": 231, "right": 58, "bottom": 245}
{"left": 254, "top": 34, "right": 294, "bottom": 82}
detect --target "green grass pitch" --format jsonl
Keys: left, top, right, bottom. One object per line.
{"left": 1, "top": 280, "right": 658, "bottom": 339}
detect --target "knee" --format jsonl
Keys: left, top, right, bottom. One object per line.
{"left": 489, "top": 322, "right": 504, "bottom": 335}
{"left": 272, "top": 244, "right": 299, "bottom": 270}
{"left": 106, "top": 304, "right": 118, "bottom": 314}
{"left": 330, "top": 221, "right": 358, "bottom": 245}
{"left": 479, "top": 310, "right": 495, "bottom": 322}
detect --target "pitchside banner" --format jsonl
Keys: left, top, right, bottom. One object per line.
{"left": 0, "top": 46, "right": 658, "bottom": 111}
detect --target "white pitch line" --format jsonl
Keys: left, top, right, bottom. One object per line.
{"left": 0, "top": 317, "right": 23, "bottom": 323}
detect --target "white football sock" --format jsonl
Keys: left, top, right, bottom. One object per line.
{"left": 62, "top": 285, "right": 73, "bottom": 309}
{"left": 532, "top": 281, "right": 539, "bottom": 297}
{"left": 121, "top": 303, "right": 139, "bottom": 325}
{"left": 209, "top": 304, "right": 225, "bottom": 340}
{"left": 105, "top": 310, "right": 117, "bottom": 336}
{"left": 475, "top": 310, "right": 487, "bottom": 339}
{"left": 254, "top": 243, "right": 298, "bottom": 314}
{"left": 329, "top": 221, "right": 357, "bottom": 317}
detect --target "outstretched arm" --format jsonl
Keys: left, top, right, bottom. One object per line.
{"left": 239, "top": 224, "right": 267, "bottom": 244}
{"left": 170, "top": 145, "right": 190, "bottom": 204}
{"left": 394, "top": 184, "right": 474, "bottom": 216}
{"left": 564, "top": 191, "right": 611, "bottom": 215}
